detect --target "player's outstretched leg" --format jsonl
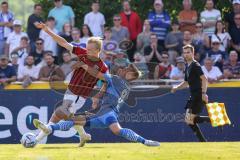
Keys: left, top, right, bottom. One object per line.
{"left": 33, "top": 119, "right": 53, "bottom": 134}
{"left": 109, "top": 123, "right": 160, "bottom": 147}
{"left": 35, "top": 102, "right": 72, "bottom": 143}
{"left": 34, "top": 117, "right": 91, "bottom": 147}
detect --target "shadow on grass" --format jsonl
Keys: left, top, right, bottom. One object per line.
{"left": 41, "top": 146, "right": 105, "bottom": 149}
{"left": 41, "top": 146, "right": 76, "bottom": 149}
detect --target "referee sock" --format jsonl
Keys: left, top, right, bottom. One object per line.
{"left": 119, "top": 128, "right": 146, "bottom": 144}
{"left": 51, "top": 120, "right": 74, "bottom": 131}
{"left": 194, "top": 116, "right": 211, "bottom": 124}
{"left": 189, "top": 124, "right": 207, "bottom": 142}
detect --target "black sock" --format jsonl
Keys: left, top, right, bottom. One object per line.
{"left": 188, "top": 124, "right": 207, "bottom": 142}
{"left": 194, "top": 116, "right": 211, "bottom": 124}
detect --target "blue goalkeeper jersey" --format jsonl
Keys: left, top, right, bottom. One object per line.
{"left": 100, "top": 74, "right": 131, "bottom": 113}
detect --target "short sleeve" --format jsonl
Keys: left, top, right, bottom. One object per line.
{"left": 10, "top": 66, "right": 17, "bottom": 77}
{"left": 226, "top": 32, "right": 232, "bottom": 40}
{"left": 170, "top": 68, "right": 177, "bottom": 79}
{"left": 137, "top": 34, "right": 142, "bottom": 43}
{"left": 48, "top": 9, "right": 53, "bottom": 17}
{"left": 84, "top": 14, "right": 88, "bottom": 24}
{"left": 6, "top": 35, "right": 10, "bottom": 44}
{"left": 33, "top": 67, "right": 40, "bottom": 79}
{"left": 194, "top": 63, "right": 204, "bottom": 76}
{"left": 193, "top": 11, "right": 198, "bottom": 20}
{"left": 68, "top": 6, "right": 75, "bottom": 18}
{"left": 178, "top": 11, "right": 184, "bottom": 20}
{"left": 223, "top": 63, "right": 229, "bottom": 71}
{"left": 200, "top": 12, "right": 205, "bottom": 23}
{"left": 215, "top": 67, "right": 223, "bottom": 77}
{"left": 101, "top": 14, "right": 106, "bottom": 25}
{"left": 217, "top": 10, "right": 222, "bottom": 20}
{"left": 100, "top": 62, "right": 108, "bottom": 73}
{"left": 72, "top": 46, "right": 87, "bottom": 56}
{"left": 39, "top": 30, "right": 44, "bottom": 39}
{"left": 103, "top": 73, "right": 113, "bottom": 84}
{"left": 164, "top": 12, "right": 171, "bottom": 25}
{"left": 17, "top": 66, "right": 23, "bottom": 79}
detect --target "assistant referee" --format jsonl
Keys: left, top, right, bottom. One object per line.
{"left": 171, "top": 44, "right": 210, "bottom": 142}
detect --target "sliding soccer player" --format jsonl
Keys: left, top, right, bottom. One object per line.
{"left": 35, "top": 22, "right": 108, "bottom": 146}
{"left": 34, "top": 63, "right": 160, "bottom": 147}
{"left": 171, "top": 44, "right": 211, "bottom": 142}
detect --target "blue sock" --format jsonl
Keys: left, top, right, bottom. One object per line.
{"left": 51, "top": 120, "right": 74, "bottom": 131}
{"left": 119, "top": 128, "right": 146, "bottom": 144}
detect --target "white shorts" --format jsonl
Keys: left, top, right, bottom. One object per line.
{"left": 63, "top": 89, "right": 86, "bottom": 114}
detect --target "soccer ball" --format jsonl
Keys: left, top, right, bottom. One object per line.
{"left": 20, "top": 132, "right": 37, "bottom": 148}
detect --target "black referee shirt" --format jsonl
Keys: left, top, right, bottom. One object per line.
{"left": 184, "top": 60, "right": 204, "bottom": 93}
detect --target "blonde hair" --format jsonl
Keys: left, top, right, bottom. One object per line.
{"left": 87, "top": 37, "right": 103, "bottom": 51}
{"left": 183, "top": 44, "right": 195, "bottom": 54}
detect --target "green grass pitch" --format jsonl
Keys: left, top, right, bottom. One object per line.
{"left": 0, "top": 142, "right": 239, "bottom": 160}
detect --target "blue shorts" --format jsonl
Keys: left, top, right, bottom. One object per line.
{"left": 85, "top": 109, "right": 119, "bottom": 128}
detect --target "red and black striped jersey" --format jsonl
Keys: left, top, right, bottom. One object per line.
{"left": 68, "top": 47, "right": 108, "bottom": 97}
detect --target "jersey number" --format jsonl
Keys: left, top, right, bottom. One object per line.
{"left": 118, "top": 89, "right": 129, "bottom": 104}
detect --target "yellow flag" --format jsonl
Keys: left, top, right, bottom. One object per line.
{"left": 206, "top": 102, "right": 231, "bottom": 127}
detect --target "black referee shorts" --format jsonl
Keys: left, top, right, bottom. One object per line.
{"left": 185, "top": 92, "right": 204, "bottom": 115}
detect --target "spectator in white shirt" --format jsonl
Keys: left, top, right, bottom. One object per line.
{"left": 212, "top": 20, "right": 231, "bottom": 52}
{"left": 39, "top": 17, "right": 58, "bottom": 60}
{"left": 11, "top": 36, "right": 30, "bottom": 66}
{"left": 200, "top": 0, "right": 221, "bottom": 36}
{"left": 202, "top": 57, "right": 223, "bottom": 83}
{"left": 5, "top": 20, "right": 28, "bottom": 58}
{"left": 18, "top": 55, "right": 39, "bottom": 81}
{"left": 84, "top": 1, "right": 105, "bottom": 37}
{"left": 18, "top": 55, "right": 40, "bottom": 88}
{"left": 170, "top": 56, "right": 185, "bottom": 80}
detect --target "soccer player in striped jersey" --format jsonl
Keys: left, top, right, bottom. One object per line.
{"left": 35, "top": 22, "right": 108, "bottom": 147}
{"left": 33, "top": 63, "right": 160, "bottom": 147}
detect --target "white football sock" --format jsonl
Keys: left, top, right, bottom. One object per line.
{"left": 74, "top": 125, "right": 86, "bottom": 138}
{"left": 36, "top": 130, "right": 47, "bottom": 143}
{"left": 36, "top": 122, "right": 55, "bottom": 143}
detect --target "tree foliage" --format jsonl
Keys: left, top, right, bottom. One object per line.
{"left": 33, "top": 0, "right": 232, "bottom": 28}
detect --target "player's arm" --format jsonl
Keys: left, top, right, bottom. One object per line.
{"left": 91, "top": 82, "right": 107, "bottom": 109}
{"left": 36, "top": 22, "right": 73, "bottom": 52}
{"left": 201, "top": 75, "right": 208, "bottom": 94}
{"left": 80, "top": 62, "right": 106, "bottom": 81}
{"left": 201, "top": 74, "right": 208, "bottom": 103}
{"left": 171, "top": 81, "right": 189, "bottom": 93}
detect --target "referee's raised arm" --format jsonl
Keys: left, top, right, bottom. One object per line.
{"left": 36, "top": 22, "right": 73, "bottom": 52}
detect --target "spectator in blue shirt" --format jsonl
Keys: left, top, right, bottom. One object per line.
{"left": 48, "top": 0, "right": 75, "bottom": 32}
{"left": 0, "top": 1, "right": 14, "bottom": 56}
{"left": 148, "top": 0, "right": 171, "bottom": 48}
{"left": 0, "top": 55, "right": 16, "bottom": 86}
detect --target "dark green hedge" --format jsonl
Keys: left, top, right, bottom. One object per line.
{"left": 33, "top": 0, "right": 232, "bottom": 28}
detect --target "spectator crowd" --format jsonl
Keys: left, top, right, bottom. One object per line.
{"left": 1, "top": 0, "right": 240, "bottom": 88}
